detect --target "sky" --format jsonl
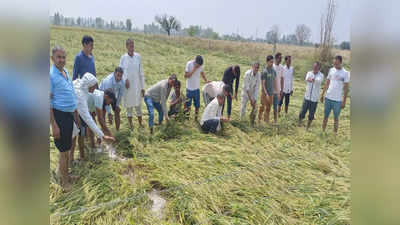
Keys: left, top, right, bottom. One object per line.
{"left": 50, "top": 0, "right": 351, "bottom": 43}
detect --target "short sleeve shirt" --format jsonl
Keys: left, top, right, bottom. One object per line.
{"left": 185, "top": 60, "right": 203, "bottom": 91}
{"left": 88, "top": 89, "right": 104, "bottom": 113}
{"left": 326, "top": 67, "right": 350, "bottom": 102}
{"left": 261, "top": 67, "right": 276, "bottom": 95}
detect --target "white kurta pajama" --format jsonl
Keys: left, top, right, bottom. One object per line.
{"left": 120, "top": 52, "right": 145, "bottom": 117}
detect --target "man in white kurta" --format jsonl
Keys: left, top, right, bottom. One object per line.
{"left": 240, "top": 62, "right": 261, "bottom": 123}
{"left": 120, "top": 38, "right": 145, "bottom": 129}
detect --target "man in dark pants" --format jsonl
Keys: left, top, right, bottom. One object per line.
{"left": 222, "top": 65, "right": 240, "bottom": 120}
{"left": 50, "top": 46, "right": 80, "bottom": 191}
{"left": 298, "top": 62, "right": 324, "bottom": 130}
{"left": 200, "top": 93, "right": 229, "bottom": 134}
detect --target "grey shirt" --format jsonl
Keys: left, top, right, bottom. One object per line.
{"left": 145, "top": 79, "right": 172, "bottom": 118}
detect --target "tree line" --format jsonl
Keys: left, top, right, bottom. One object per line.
{"left": 50, "top": 11, "right": 349, "bottom": 50}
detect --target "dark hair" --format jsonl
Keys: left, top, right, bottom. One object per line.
{"left": 195, "top": 55, "right": 203, "bottom": 66}
{"left": 335, "top": 55, "right": 343, "bottom": 63}
{"left": 313, "top": 61, "right": 321, "bottom": 69}
{"left": 126, "top": 38, "right": 134, "bottom": 45}
{"left": 82, "top": 35, "right": 94, "bottom": 45}
{"left": 285, "top": 55, "right": 291, "bottom": 61}
{"left": 114, "top": 66, "right": 124, "bottom": 74}
{"left": 275, "top": 52, "right": 282, "bottom": 59}
{"left": 233, "top": 65, "right": 240, "bottom": 76}
{"left": 174, "top": 80, "right": 181, "bottom": 88}
{"left": 104, "top": 88, "right": 117, "bottom": 111}
{"left": 266, "top": 55, "right": 274, "bottom": 62}
{"left": 223, "top": 84, "right": 232, "bottom": 94}
{"left": 169, "top": 74, "right": 178, "bottom": 81}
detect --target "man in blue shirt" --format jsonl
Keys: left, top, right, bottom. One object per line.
{"left": 50, "top": 46, "right": 79, "bottom": 191}
{"left": 72, "top": 35, "right": 96, "bottom": 80}
{"left": 99, "top": 66, "right": 125, "bottom": 131}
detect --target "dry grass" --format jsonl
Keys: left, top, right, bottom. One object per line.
{"left": 50, "top": 26, "right": 350, "bottom": 225}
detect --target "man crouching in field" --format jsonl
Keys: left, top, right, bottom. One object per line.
{"left": 144, "top": 74, "right": 178, "bottom": 134}
{"left": 99, "top": 67, "right": 125, "bottom": 131}
{"left": 200, "top": 93, "right": 230, "bottom": 134}
{"left": 71, "top": 73, "right": 115, "bottom": 163}
{"left": 50, "top": 46, "right": 80, "bottom": 191}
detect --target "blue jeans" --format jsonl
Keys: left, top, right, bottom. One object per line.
{"left": 221, "top": 94, "right": 232, "bottom": 117}
{"left": 201, "top": 119, "right": 220, "bottom": 133}
{"left": 324, "top": 97, "right": 342, "bottom": 119}
{"left": 185, "top": 89, "right": 200, "bottom": 109}
{"left": 144, "top": 96, "right": 163, "bottom": 127}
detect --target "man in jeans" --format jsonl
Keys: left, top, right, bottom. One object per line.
{"left": 200, "top": 93, "right": 229, "bottom": 134}
{"left": 144, "top": 74, "right": 177, "bottom": 134}
{"left": 320, "top": 55, "right": 350, "bottom": 134}
{"left": 222, "top": 65, "right": 241, "bottom": 120}
{"left": 299, "top": 62, "right": 324, "bottom": 130}
{"left": 184, "top": 55, "right": 209, "bottom": 119}
{"left": 273, "top": 52, "right": 284, "bottom": 118}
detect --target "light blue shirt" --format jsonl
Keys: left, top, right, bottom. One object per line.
{"left": 99, "top": 72, "right": 124, "bottom": 113}
{"left": 50, "top": 64, "right": 77, "bottom": 112}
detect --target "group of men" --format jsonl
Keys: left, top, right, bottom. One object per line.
{"left": 50, "top": 35, "right": 350, "bottom": 191}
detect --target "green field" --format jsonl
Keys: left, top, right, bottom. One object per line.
{"left": 50, "top": 26, "right": 351, "bottom": 225}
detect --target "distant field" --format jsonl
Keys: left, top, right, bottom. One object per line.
{"left": 50, "top": 26, "right": 351, "bottom": 225}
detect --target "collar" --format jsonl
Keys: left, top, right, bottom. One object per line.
{"left": 52, "top": 64, "right": 68, "bottom": 78}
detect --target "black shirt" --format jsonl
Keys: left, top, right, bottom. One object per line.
{"left": 222, "top": 66, "right": 240, "bottom": 94}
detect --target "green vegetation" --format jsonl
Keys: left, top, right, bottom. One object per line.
{"left": 50, "top": 26, "right": 350, "bottom": 225}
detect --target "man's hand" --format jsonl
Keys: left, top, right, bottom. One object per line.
{"left": 290, "top": 90, "right": 293, "bottom": 96}
{"left": 96, "top": 137, "right": 102, "bottom": 145}
{"left": 52, "top": 123, "right": 60, "bottom": 140}
{"left": 108, "top": 113, "right": 113, "bottom": 124}
{"left": 141, "top": 89, "right": 145, "bottom": 97}
{"left": 341, "top": 101, "right": 346, "bottom": 109}
{"left": 125, "top": 79, "right": 130, "bottom": 89}
{"left": 250, "top": 98, "right": 256, "bottom": 107}
{"left": 220, "top": 117, "right": 229, "bottom": 122}
{"left": 103, "top": 135, "right": 115, "bottom": 142}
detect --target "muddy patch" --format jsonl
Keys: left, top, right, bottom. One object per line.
{"left": 102, "top": 144, "right": 127, "bottom": 162}
{"left": 147, "top": 189, "right": 166, "bottom": 220}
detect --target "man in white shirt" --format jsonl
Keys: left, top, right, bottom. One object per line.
{"left": 298, "top": 62, "right": 324, "bottom": 130}
{"left": 200, "top": 93, "right": 230, "bottom": 134}
{"left": 71, "top": 73, "right": 115, "bottom": 161}
{"left": 279, "top": 56, "right": 294, "bottom": 115}
{"left": 240, "top": 62, "right": 261, "bottom": 124}
{"left": 202, "top": 81, "right": 232, "bottom": 106}
{"left": 120, "top": 39, "right": 145, "bottom": 129}
{"left": 273, "top": 53, "right": 284, "bottom": 112}
{"left": 184, "top": 55, "right": 209, "bottom": 119}
{"left": 320, "top": 55, "right": 350, "bottom": 134}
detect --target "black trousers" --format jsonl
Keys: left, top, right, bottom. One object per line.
{"left": 299, "top": 99, "right": 318, "bottom": 121}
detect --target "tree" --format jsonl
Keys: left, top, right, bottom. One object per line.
{"left": 340, "top": 41, "right": 350, "bottom": 50}
{"left": 266, "top": 25, "right": 280, "bottom": 54}
{"left": 295, "top": 24, "right": 312, "bottom": 45}
{"left": 186, "top": 25, "right": 200, "bottom": 37}
{"left": 95, "top": 17, "right": 104, "bottom": 29}
{"left": 318, "top": 0, "right": 336, "bottom": 75}
{"left": 155, "top": 14, "right": 181, "bottom": 36}
{"left": 53, "top": 12, "right": 61, "bottom": 25}
{"left": 126, "top": 19, "right": 132, "bottom": 31}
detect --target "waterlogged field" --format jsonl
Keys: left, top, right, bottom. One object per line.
{"left": 50, "top": 26, "right": 351, "bottom": 225}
